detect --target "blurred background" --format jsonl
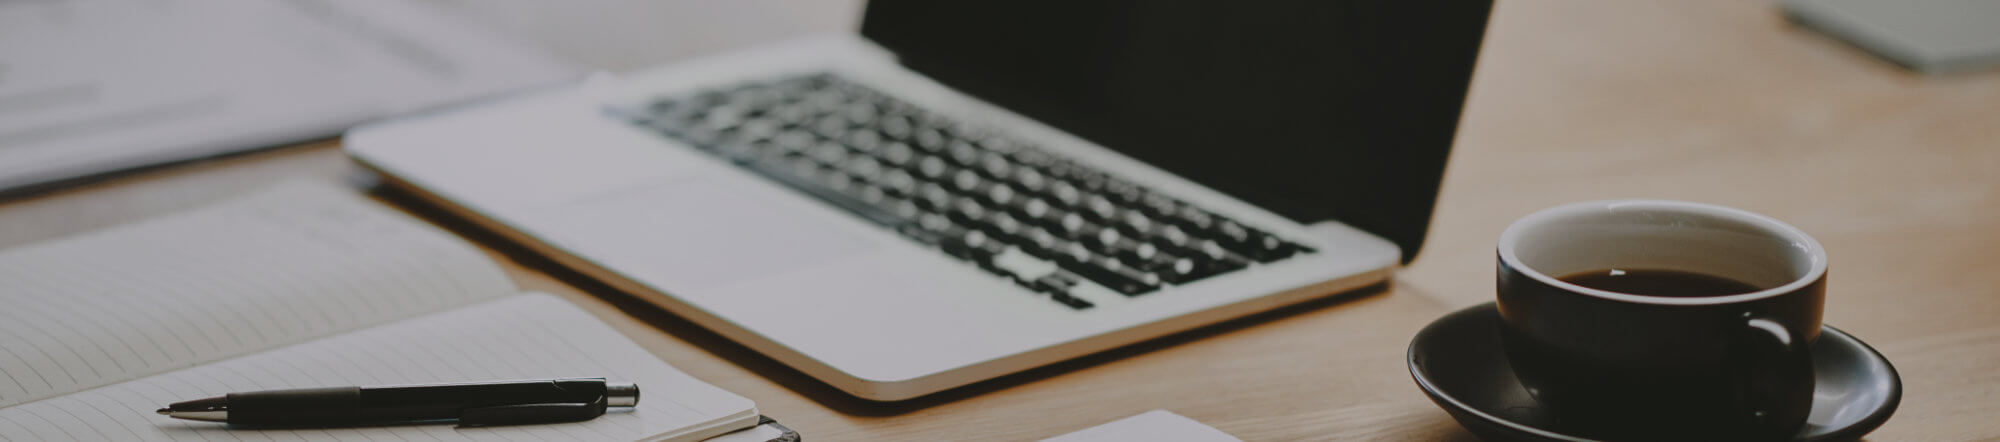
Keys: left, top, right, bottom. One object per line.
{"left": 420, "top": 0, "right": 865, "bottom": 72}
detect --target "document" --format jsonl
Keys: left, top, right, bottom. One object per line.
{"left": 0, "top": 182, "right": 759, "bottom": 441}
{"left": 0, "top": 0, "right": 582, "bottom": 191}
{"left": 1042, "top": 410, "right": 1242, "bottom": 442}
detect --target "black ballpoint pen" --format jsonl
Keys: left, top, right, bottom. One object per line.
{"left": 156, "top": 378, "right": 639, "bottom": 427}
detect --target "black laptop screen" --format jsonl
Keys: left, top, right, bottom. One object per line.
{"left": 860, "top": 1, "right": 1490, "bottom": 262}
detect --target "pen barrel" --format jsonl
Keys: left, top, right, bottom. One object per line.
{"left": 358, "top": 378, "right": 610, "bottom": 423}
{"left": 224, "top": 378, "right": 610, "bottom": 426}
{"left": 228, "top": 387, "right": 363, "bottom": 426}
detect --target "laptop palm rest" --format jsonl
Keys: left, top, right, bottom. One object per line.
{"left": 513, "top": 176, "right": 878, "bottom": 292}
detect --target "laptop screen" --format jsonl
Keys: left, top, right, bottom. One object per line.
{"left": 861, "top": 1, "right": 1491, "bottom": 262}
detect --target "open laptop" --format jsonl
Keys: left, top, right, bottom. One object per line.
{"left": 345, "top": 1, "right": 1491, "bottom": 401}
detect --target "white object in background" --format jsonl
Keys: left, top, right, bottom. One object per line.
{"left": 1042, "top": 410, "right": 1242, "bottom": 442}
{"left": 0, "top": 0, "right": 582, "bottom": 191}
{"left": 703, "top": 420, "right": 794, "bottom": 442}
{"left": 1783, "top": 0, "right": 2000, "bottom": 73}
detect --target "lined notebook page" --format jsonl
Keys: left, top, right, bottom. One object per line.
{"left": 0, "top": 182, "right": 516, "bottom": 408}
{"left": 0, "top": 294, "right": 758, "bottom": 442}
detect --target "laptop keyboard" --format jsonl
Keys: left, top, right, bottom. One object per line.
{"left": 616, "top": 73, "right": 1311, "bottom": 310}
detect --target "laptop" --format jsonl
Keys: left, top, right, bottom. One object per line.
{"left": 345, "top": 1, "right": 1492, "bottom": 401}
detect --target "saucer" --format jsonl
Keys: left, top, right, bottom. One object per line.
{"left": 1408, "top": 302, "right": 1901, "bottom": 441}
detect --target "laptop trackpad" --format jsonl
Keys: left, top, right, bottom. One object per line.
{"left": 516, "top": 177, "right": 877, "bottom": 291}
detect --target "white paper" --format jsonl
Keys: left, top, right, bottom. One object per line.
{"left": 0, "top": 182, "right": 758, "bottom": 440}
{"left": 0, "top": 182, "right": 516, "bottom": 409}
{"left": 702, "top": 422, "right": 790, "bottom": 442}
{"left": 1042, "top": 410, "right": 1242, "bottom": 442}
{"left": 0, "top": 294, "right": 759, "bottom": 442}
{"left": 0, "top": 0, "right": 582, "bottom": 190}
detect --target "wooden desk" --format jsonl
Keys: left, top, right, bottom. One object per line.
{"left": 3, "top": 0, "right": 1995, "bottom": 439}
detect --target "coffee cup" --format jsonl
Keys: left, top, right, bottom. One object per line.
{"left": 1496, "top": 200, "right": 1825, "bottom": 439}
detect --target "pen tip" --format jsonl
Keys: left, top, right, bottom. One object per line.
{"left": 156, "top": 408, "right": 171, "bottom": 415}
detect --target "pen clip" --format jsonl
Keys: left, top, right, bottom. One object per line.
{"left": 457, "top": 396, "right": 606, "bottom": 427}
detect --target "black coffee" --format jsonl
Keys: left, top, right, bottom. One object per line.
{"left": 1557, "top": 268, "right": 1762, "bottom": 298}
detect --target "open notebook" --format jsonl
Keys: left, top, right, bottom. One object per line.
{"left": 0, "top": 182, "right": 758, "bottom": 441}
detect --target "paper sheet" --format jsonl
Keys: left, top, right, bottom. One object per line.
{"left": 0, "top": 182, "right": 516, "bottom": 409}
{"left": 0, "top": 0, "right": 581, "bottom": 190}
{"left": 0, "top": 294, "right": 758, "bottom": 441}
{"left": 1042, "top": 410, "right": 1242, "bottom": 442}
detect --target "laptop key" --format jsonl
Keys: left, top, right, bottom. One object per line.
{"left": 914, "top": 183, "right": 953, "bottom": 211}
{"left": 1207, "top": 221, "right": 1297, "bottom": 262}
{"left": 1026, "top": 271, "right": 1094, "bottom": 309}
{"left": 1018, "top": 229, "right": 1062, "bottom": 260}
{"left": 1104, "top": 179, "right": 1146, "bottom": 207}
{"left": 913, "top": 127, "right": 948, "bottom": 152}
{"left": 950, "top": 169, "right": 987, "bottom": 194}
{"left": 978, "top": 152, "right": 1013, "bottom": 180}
{"left": 1211, "top": 219, "right": 1251, "bottom": 244}
{"left": 1171, "top": 206, "right": 1217, "bottom": 232}
{"left": 1029, "top": 271, "right": 1074, "bottom": 292}
{"left": 979, "top": 183, "right": 1018, "bottom": 208}
{"left": 1115, "top": 242, "right": 1164, "bottom": 270}
{"left": 1151, "top": 255, "right": 1212, "bottom": 285}
{"left": 1116, "top": 210, "right": 1159, "bottom": 238}
{"left": 1046, "top": 181, "right": 1083, "bottom": 208}
{"left": 1012, "top": 167, "right": 1048, "bottom": 194}
{"left": 1157, "top": 255, "right": 1234, "bottom": 284}
{"left": 877, "top": 141, "right": 916, "bottom": 167}
{"left": 1067, "top": 168, "right": 1110, "bottom": 193}
{"left": 740, "top": 157, "right": 908, "bottom": 228}
{"left": 1082, "top": 227, "right": 1127, "bottom": 254}
{"left": 1194, "top": 240, "right": 1253, "bottom": 270}
{"left": 900, "top": 213, "right": 968, "bottom": 246}
{"left": 1055, "top": 244, "right": 1159, "bottom": 295}
{"left": 1081, "top": 195, "right": 1120, "bottom": 223}
{"left": 714, "top": 140, "right": 763, "bottom": 164}
{"left": 1008, "top": 197, "right": 1057, "bottom": 226}
{"left": 946, "top": 140, "right": 982, "bottom": 167}
{"left": 1049, "top": 291, "right": 1095, "bottom": 309}
{"left": 947, "top": 198, "right": 989, "bottom": 227}
{"left": 1049, "top": 212, "right": 1099, "bottom": 240}
{"left": 980, "top": 211, "right": 1029, "bottom": 245}
{"left": 811, "top": 114, "right": 849, "bottom": 139}
{"left": 914, "top": 156, "right": 951, "bottom": 180}
{"left": 809, "top": 141, "right": 848, "bottom": 165}
{"left": 881, "top": 114, "right": 914, "bottom": 139}
{"left": 1241, "top": 233, "right": 1301, "bottom": 262}
{"left": 845, "top": 129, "right": 883, "bottom": 153}
{"left": 941, "top": 230, "right": 1007, "bottom": 264}
{"left": 1154, "top": 224, "right": 1194, "bottom": 249}
{"left": 990, "top": 247, "right": 1059, "bottom": 281}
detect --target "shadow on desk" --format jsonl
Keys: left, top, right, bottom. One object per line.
{"left": 363, "top": 179, "right": 1390, "bottom": 416}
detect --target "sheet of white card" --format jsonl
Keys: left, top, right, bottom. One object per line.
{"left": 1042, "top": 410, "right": 1242, "bottom": 442}
{"left": 0, "top": 0, "right": 580, "bottom": 190}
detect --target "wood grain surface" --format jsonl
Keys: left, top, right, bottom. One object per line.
{"left": 2, "top": 0, "right": 1995, "bottom": 439}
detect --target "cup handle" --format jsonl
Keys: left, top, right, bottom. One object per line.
{"left": 1730, "top": 315, "right": 1816, "bottom": 437}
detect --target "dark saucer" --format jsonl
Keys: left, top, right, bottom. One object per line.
{"left": 1408, "top": 302, "right": 1901, "bottom": 441}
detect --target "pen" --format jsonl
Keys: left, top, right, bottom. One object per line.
{"left": 156, "top": 378, "right": 639, "bottom": 427}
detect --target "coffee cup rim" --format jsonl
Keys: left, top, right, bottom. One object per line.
{"left": 1498, "top": 199, "right": 1827, "bottom": 306}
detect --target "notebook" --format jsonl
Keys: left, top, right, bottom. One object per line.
{"left": 0, "top": 182, "right": 759, "bottom": 441}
